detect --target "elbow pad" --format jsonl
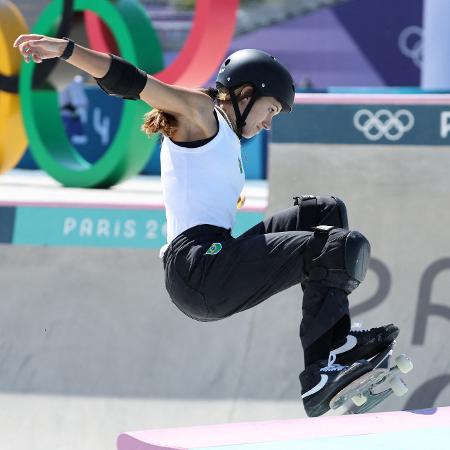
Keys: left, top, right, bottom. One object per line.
{"left": 95, "top": 54, "right": 147, "bottom": 100}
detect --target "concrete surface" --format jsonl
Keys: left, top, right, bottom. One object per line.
{"left": 0, "top": 245, "right": 306, "bottom": 450}
{"left": 1, "top": 143, "right": 450, "bottom": 450}
{"left": 268, "top": 142, "right": 450, "bottom": 413}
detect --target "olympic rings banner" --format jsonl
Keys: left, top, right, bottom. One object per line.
{"left": 273, "top": 94, "right": 450, "bottom": 145}
{"left": 0, "top": 0, "right": 238, "bottom": 187}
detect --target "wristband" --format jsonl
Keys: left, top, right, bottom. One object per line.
{"left": 60, "top": 37, "right": 75, "bottom": 60}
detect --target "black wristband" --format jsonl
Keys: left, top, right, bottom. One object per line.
{"left": 60, "top": 37, "right": 75, "bottom": 60}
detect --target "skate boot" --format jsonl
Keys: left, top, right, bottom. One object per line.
{"left": 331, "top": 323, "right": 399, "bottom": 366}
{"left": 300, "top": 355, "right": 371, "bottom": 417}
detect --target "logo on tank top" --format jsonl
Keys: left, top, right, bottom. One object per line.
{"left": 238, "top": 157, "right": 243, "bottom": 174}
{"left": 205, "top": 243, "right": 223, "bottom": 255}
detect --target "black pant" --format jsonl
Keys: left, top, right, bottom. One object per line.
{"left": 163, "top": 196, "right": 354, "bottom": 366}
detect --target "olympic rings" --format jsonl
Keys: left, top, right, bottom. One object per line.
{"left": 0, "top": 0, "right": 239, "bottom": 187}
{"left": 353, "top": 109, "right": 415, "bottom": 141}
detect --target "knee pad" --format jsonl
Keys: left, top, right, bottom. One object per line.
{"left": 304, "top": 226, "right": 371, "bottom": 293}
{"left": 344, "top": 230, "right": 370, "bottom": 283}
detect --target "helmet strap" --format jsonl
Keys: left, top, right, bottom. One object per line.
{"left": 229, "top": 90, "right": 258, "bottom": 138}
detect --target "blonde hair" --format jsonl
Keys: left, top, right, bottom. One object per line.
{"left": 141, "top": 84, "right": 253, "bottom": 138}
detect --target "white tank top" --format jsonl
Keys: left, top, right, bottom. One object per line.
{"left": 160, "top": 107, "right": 245, "bottom": 245}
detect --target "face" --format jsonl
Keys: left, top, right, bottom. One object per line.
{"left": 240, "top": 96, "right": 282, "bottom": 139}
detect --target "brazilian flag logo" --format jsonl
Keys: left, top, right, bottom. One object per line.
{"left": 205, "top": 243, "right": 223, "bottom": 255}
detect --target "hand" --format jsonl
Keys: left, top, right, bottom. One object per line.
{"left": 13, "top": 34, "right": 69, "bottom": 63}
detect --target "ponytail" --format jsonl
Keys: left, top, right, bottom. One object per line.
{"left": 141, "top": 109, "right": 177, "bottom": 138}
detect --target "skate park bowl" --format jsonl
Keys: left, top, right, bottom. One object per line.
{"left": 1, "top": 91, "right": 450, "bottom": 449}
{"left": 3, "top": 0, "right": 450, "bottom": 447}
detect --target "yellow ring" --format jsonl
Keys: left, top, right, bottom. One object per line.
{"left": 0, "top": 0, "right": 28, "bottom": 174}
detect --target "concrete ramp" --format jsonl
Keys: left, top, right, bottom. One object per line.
{"left": 118, "top": 407, "right": 450, "bottom": 450}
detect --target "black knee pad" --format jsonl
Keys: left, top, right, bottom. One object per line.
{"left": 344, "top": 230, "right": 370, "bottom": 283}
{"left": 304, "top": 226, "right": 371, "bottom": 293}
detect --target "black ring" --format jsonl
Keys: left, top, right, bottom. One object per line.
{"left": 0, "top": 74, "right": 18, "bottom": 94}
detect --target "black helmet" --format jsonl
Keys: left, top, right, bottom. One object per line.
{"left": 216, "top": 49, "right": 295, "bottom": 113}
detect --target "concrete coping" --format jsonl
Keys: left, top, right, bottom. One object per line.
{"left": 117, "top": 407, "right": 450, "bottom": 450}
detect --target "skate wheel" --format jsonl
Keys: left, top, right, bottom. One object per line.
{"left": 352, "top": 394, "right": 367, "bottom": 406}
{"left": 395, "top": 354, "right": 413, "bottom": 374}
{"left": 390, "top": 376, "right": 408, "bottom": 397}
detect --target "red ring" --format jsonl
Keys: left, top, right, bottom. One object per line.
{"left": 84, "top": 0, "right": 238, "bottom": 87}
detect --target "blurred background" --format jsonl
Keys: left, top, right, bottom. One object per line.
{"left": 1, "top": 1, "right": 450, "bottom": 449}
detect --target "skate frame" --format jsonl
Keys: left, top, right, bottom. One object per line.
{"left": 330, "top": 342, "right": 399, "bottom": 414}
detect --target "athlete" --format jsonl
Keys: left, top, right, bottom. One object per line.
{"left": 14, "top": 34, "right": 399, "bottom": 417}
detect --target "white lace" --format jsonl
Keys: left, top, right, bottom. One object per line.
{"left": 321, "top": 322, "right": 373, "bottom": 372}
{"left": 320, "top": 352, "right": 346, "bottom": 373}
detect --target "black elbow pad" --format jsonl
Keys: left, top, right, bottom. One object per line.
{"left": 94, "top": 54, "right": 147, "bottom": 100}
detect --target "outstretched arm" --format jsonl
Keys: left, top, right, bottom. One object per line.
{"left": 14, "top": 34, "right": 111, "bottom": 77}
{"left": 13, "top": 34, "right": 213, "bottom": 120}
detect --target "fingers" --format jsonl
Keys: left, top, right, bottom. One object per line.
{"left": 18, "top": 41, "right": 32, "bottom": 62}
{"left": 18, "top": 42, "right": 30, "bottom": 62}
{"left": 31, "top": 53, "right": 43, "bottom": 64}
{"left": 13, "top": 34, "right": 44, "bottom": 48}
{"left": 17, "top": 39, "right": 44, "bottom": 64}
{"left": 15, "top": 35, "right": 44, "bottom": 64}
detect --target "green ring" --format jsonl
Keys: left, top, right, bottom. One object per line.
{"left": 19, "top": 0, "right": 164, "bottom": 188}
